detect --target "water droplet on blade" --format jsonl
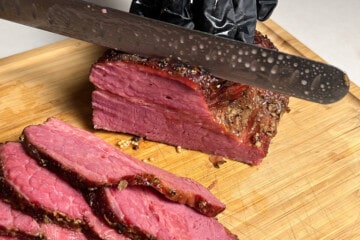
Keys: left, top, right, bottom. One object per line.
{"left": 301, "top": 80, "right": 308, "bottom": 86}
{"left": 270, "top": 65, "right": 278, "bottom": 74}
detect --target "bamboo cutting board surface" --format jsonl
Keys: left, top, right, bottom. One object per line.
{"left": 1, "top": 20, "right": 359, "bottom": 239}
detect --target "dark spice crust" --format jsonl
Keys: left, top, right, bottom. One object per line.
{"left": 97, "top": 31, "right": 289, "bottom": 154}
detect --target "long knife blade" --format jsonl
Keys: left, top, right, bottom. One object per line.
{"left": 0, "top": 0, "right": 350, "bottom": 104}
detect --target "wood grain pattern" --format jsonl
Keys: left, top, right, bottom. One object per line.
{"left": 0, "top": 20, "right": 359, "bottom": 239}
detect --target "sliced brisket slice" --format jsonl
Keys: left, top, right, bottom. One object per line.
{"left": 0, "top": 199, "right": 43, "bottom": 240}
{"left": 89, "top": 31, "right": 289, "bottom": 165}
{"left": 0, "top": 142, "right": 128, "bottom": 240}
{"left": 21, "top": 117, "right": 225, "bottom": 217}
{"left": 88, "top": 186, "right": 238, "bottom": 240}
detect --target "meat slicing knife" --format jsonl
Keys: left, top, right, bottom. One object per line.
{"left": 0, "top": 0, "right": 350, "bottom": 104}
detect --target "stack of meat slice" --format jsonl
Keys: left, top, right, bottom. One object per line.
{"left": 89, "top": 31, "right": 290, "bottom": 165}
{"left": 0, "top": 142, "right": 128, "bottom": 240}
{"left": 0, "top": 117, "right": 238, "bottom": 240}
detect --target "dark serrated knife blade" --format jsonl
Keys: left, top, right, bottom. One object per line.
{"left": 0, "top": 0, "right": 350, "bottom": 104}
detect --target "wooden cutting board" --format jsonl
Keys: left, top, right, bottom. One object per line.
{"left": 1, "top": 20, "right": 359, "bottom": 239}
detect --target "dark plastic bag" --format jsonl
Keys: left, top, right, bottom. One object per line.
{"left": 129, "top": 0, "right": 162, "bottom": 19}
{"left": 257, "top": 0, "right": 278, "bottom": 21}
{"left": 130, "top": 0, "right": 277, "bottom": 43}
{"left": 130, "top": 0, "right": 194, "bottom": 29}
{"left": 159, "top": 1, "right": 195, "bottom": 29}
{"left": 192, "top": 0, "right": 257, "bottom": 43}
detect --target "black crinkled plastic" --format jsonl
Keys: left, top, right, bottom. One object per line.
{"left": 129, "top": 0, "right": 277, "bottom": 43}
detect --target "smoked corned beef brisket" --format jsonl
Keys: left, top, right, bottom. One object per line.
{"left": 0, "top": 142, "right": 127, "bottom": 240}
{"left": 1, "top": 119, "right": 238, "bottom": 239}
{"left": 21, "top": 117, "right": 225, "bottom": 217}
{"left": 89, "top": 31, "right": 289, "bottom": 165}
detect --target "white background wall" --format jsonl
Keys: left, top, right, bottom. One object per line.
{"left": 271, "top": 0, "right": 360, "bottom": 87}
{"left": 0, "top": 0, "right": 359, "bottom": 86}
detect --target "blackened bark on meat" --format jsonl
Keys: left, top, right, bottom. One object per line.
{"left": 0, "top": 233, "right": 42, "bottom": 240}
